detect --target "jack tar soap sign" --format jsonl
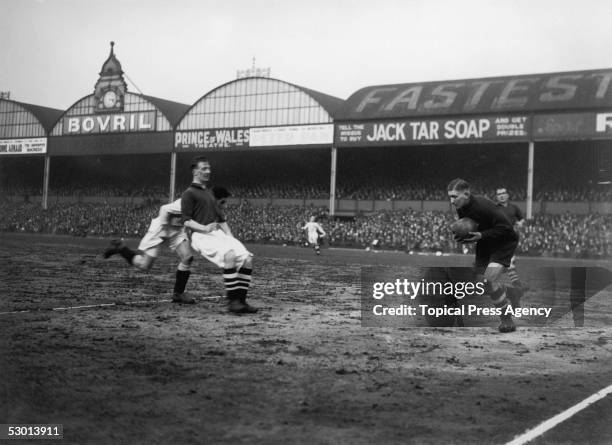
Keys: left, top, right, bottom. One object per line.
{"left": 335, "top": 115, "right": 529, "bottom": 146}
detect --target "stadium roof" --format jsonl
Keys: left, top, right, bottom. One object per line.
{"left": 140, "top": 95, "right": 190, "bottom": 127}
{"left": 10, "top": 100, "right": 64, "bottom": 133}
{"left": 177, "top": 77, "right": 344, "bottom": 136}
{"left": 295, "top": 85, "right": 345, "bottom": 117}
{"left": 180, "top": 76, "right": 345, "bottom": 122}
{"left": 338, "top": 68, "right": 612, "bottom": 121}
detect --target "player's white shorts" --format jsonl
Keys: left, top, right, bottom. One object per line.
{"left": 137, "top": 217, "right": 188, "bottom": 257}
{"left": 307, "top": 233, "right": 319, "bottom": 245}
{"left": 191, "top": 229, "right": 252, "bottom": 270}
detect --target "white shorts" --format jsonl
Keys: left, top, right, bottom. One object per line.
{"left": 138, "top": 218, "right": 189, "bottom": 257}
{"left": 308, "top": 233, "right": 319, "bottom": 245}
{"left": 191, "top": 229, "right": 252, "bottom": 270}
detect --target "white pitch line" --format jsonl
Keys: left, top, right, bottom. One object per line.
{"left": 505, "top": 383, "right": 612, "bottom": 445}
{"left": 53, "top": 303, "right": 118, "bottom": 311}
{"left": 0, "top": 296, "right": 224, "bottom": 315}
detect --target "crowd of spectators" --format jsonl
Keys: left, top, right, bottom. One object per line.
{"left": 0, "top": 202, "right": 155, "bottom": 238}
{"left": 336, "top": 183, "right": 612, "bottom": 202}
{"left": 2, "top": 181, "right": 611, "bottom": 202}
{"left": 1, "top": 201, "right": 610, "bottom": 259}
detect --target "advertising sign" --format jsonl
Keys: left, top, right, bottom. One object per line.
{"left": 534, "top": 112, "right": 612, "bottom": 140}
{"left": 250, "top": 124, "right": 333, "bottom": 147}
{"left": 335, "top": 115, "right": 529, "bottom": 147}
{"left": 175, "top": 128, "right": 250, "bottom": 150}
{"left": 0, "top": 138, "right": 47, "bottom": 155}
{"left": 342, "top": 69, "right": 612, "bottom": 119}
{"left": 175, "top": 124, "right": 334, "bottom": 150}
{"left": 63, "top": 111, "right": 157, "bottom": 134}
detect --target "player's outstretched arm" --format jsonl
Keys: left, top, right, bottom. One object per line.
{"left": 218, "top": 221, "right": 234, "bottom": 237}
{"left": 317, "top": 224, "right": 326, "bottom": 237}
{"left": 184, "top": 219, "right": 218, "bottom": 234}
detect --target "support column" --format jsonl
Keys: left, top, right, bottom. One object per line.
{"left": 169, "top": 151, "right": 177, "bottom": 203}
{"left": 329, "top": 145, "right": 337, "bottom": 218}
{"left": 526, "top": 141, "right": 534, "bottom": 219}
{"left": 42, "top": 155, "right": 50, "bottom": 210}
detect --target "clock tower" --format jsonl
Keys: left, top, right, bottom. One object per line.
{"left": 93, "top": 41, "right": 128, "bottom": 113}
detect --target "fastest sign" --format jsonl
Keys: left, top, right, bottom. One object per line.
{"left": 335, "top": 115, "right": 529, "bottom": 147}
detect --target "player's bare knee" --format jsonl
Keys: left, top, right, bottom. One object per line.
{"left": 178, "top": 251, "right": 193, "bottom": 264}
{"left": 224, "top": 250, "right": 237, "bottom": 267}
{"left": 484, "top": 263, "right": 504, "bottom": 283}
{"left": 243, "top": 256, "right": 253, "bottom": 269}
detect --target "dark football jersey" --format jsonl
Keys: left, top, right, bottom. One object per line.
{"left": 497, "top": 203, "right": 523, "bottom": 225}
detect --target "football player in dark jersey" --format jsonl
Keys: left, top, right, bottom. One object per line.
{"left": 495, "top": 187, "right": 524, "bottom": 293}
{"left": 448, "top": 179, "right": 519, "bottom": 332}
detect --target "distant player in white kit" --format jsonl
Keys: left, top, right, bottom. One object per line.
{"left": 302, "top": 216, "right": 326, "bottom": 255}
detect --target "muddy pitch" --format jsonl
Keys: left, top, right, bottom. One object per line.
{"left": 1, "top": 233, "right": 612, "bottom": 444}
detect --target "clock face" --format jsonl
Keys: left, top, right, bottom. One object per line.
{"left": 103, "top": 91, "right": 117, "bottom": 108}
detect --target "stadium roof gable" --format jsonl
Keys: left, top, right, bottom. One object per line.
{"left": 50, "top": 92, "right": 189, "bottom": 136}
{"left": 140, "top": 95, "right": 190, "bottom": 127}
{"left": 10, "top": 100, "right": 64, "bottom": 133}
{"left": 177, "top": 77, "right": 343, "bottom": 131}
{"left": 292, "top": 84, "right": 345, "bottom": 116}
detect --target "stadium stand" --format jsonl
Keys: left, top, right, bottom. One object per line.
{"left": 1, "top": 201, "right": 610, "bottom": 258}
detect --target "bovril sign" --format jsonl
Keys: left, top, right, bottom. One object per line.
{"left": 63, "top": 111, "right": 156, "bottom": 134}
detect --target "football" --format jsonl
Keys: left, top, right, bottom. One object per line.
{"left": 450, "top": 217, "right": 478, "bottom": 237}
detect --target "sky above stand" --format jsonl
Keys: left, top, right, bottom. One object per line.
{"left": 1, "top": 0, "right": 611, "bottom": 110}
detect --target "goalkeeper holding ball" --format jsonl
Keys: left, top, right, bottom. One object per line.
{"left": 447, "top": 178, "right": 520, "bottom": 333}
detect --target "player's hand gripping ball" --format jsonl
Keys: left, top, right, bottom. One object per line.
{"left": 450, "top": 217, "right": 478, "bottom": 242}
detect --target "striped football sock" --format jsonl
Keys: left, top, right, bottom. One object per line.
{"left": 236, "top": 267, "right": 252, "bottom": 300}
{"left": 223, "top": 268, "right": 241, "bottom": 300}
